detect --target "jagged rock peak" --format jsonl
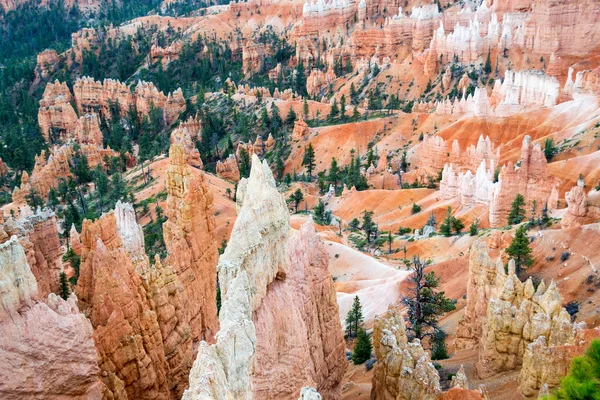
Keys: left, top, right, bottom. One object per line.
{"left": 184, "top": 155, "right": 346, "bottom": 399}
{"left": 0, "top": 236, "right": 103, "bottom": 400}
{"left": 0, "top": 236, "right": 38, "bottom": 321}
{"left": 114, "top": 200, "right": 145, "bottom": 257}
{"left": 219, "top": 153, "right": 290, "bottom": 311}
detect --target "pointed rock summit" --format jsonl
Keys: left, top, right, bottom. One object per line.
{"left": 184, "top": 154, "right": 347, "bottom": 399}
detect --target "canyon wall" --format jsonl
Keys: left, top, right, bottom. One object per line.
{"left": 7, "top": 209, "right": 64, "bottom": 299}
{"left": 183, "top": 154, "right": 346, "bottom": 399}
{"left": 436, "top": 135, "right": 557, "bottom": 227}
{"left": 75, "top": 200, "right": 214, "bottom": 399}
{"left": 489, "top": 136, "right": 558, "bottom": 227}
{"left": 39, "top": 77, "right": 186, "bottom": 140}
{"left": 163, "top": 144, "right": 219, "bottom": 343}
{"left": 411, "top": 134, "right": 498, "bottom": 179}
{"left": 0, "top": 235, "right": 104, "bottom": 400}
{"left": 12, "top": 143, "right": 119, "bottom": 202}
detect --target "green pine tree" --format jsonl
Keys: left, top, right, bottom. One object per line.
{"left": 484, "top": 49, "right": 492, "bottom": 74}
{"left": 361, "top": 210, "right": 377, "bottom": 243}
{"left": 508, "top": 194, "right": 527, "bottom": 225}
{"left": 469, "top": 219, "right": 479, "bottom": 236}
{"left": 352, "top": 328, "right": 372, "bottom": 365}
{"left": 328, "top": 157, "right": 340, "bottom": 189}
{"left": 440, "top": 207, "right": 454, "bottom": 237}
{"left": 431, "top": 329, "right": 449, "bottom": 360}
{"left": 59, "top": 271, "right": 70, "bottom": 300}
{"left": 289, "top": 189, "right": 304, "bottom": 213}
{"left": 402, "top": 255, "right": 455, "bottom": 341}
{"left": 506, "top": 225, "right": 534, "bottom": 276}
{"left": 302, "top": 143, "right": 316, "bottom": 179}
{"left": 345, "top": 295, "right": 364, "bottom": 338}
{"left": 239, "top": 148, "right": 251, "bottom": 179}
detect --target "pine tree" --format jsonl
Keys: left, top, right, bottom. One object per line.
{"left": 340, "top": 95, "right": 346, "bottom": 121}
{"left": 296, "top": 62, "right": 307, "bottom": 96}
{"left": 452, "top": 218, "right": 465, "bottom": 234}
{"left": 440, "top": 207, "right": 454, "bottom": 237}
{"left": 352, "top": 328, "right": 372, "bottom": 365}
{"left": 543, "top": 138, "right": 557, "bottom": 161}
{"left": 329, "top": 98, "right": 339, "bottom": 120}
{"left": 289, "top": 189, "right": 304, "bottom": 213}
{"left": 508, "top": 193, "right": 526, "bottom": 225}
{"left": 302, "top": 143, "right": 316, "bottom": 179}
{"left": 239, "top": 148, "right": 251, "bottom": 178}
{"left": 59, "top": 271, "right": 70, "bottom": 300}
{"left": 506, "top": 225, "right": 534, "bottom": 276}
{"left": 350, "top": 82, "right": 357, "bottom": 104}
{"left": 387, "top": 231, "right": 393, "bottom": 253}
{"left": 275, "top": 151, "right": 285, "bottom": 180}
{"left": 431, "top": 329, "right": 449, "bottom": 360}
{"left": 345, "top": 295, "right": 364, "bottom": 338}
{"left": 469, "top": 219, "right": 479, "bottom": 236}
{"left": 303, "top": 97, "right": 309, "bottom": 117}
{"left": 286, "top": 106, "right": 297, "bottom": 125}
{"left": 361, "top": 210, "right": 377, "bottom": 243}
{"left": 313, "top": 199, "right": 330, "bottom": 225}
{"left": 402, "top": 255, "right": 455, "bottom": 341}
{"left": 328, "top": 157, "right": 340, "bottom": 189}
{"left": 484, "top": 49, "right": 492, "bottom": 74}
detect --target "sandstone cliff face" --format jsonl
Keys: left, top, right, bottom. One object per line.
{"left": 371, "top": 306, "right": 442, "bottom": 400}
{"left": 0, "top": 236, "right": 103, "bottom": 400}
{"left": 76, "top": 201, "right": 206, "bottom": 399}
{"left": 489, "top": 136, "right": 558, "bottom": 227}
{"left": 163, "top": 144, "right": 219, "bottom": 344}
{"left": 183, "top": 155, "right": 346, "bottom": 400}
{"left": 11, "top": 143, "right": 118, "bottom": 202}
{"left": 13, "top": 209, "right": 63, "bottom": 299}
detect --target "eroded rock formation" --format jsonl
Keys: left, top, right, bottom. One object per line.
{"left": 518, "top": 327, "right": 600, "bottom": 397}
{"left": 216, "top": 154, "right": 240, "bottom": 181}
{"left": 76, "top": 201, "right": 211, "bottom": 399}
{"left": 454, "top": 239, "right": 596, "bottom": 397}
{"left": 371, "top": 306, "right": 442, "bottom": 400}
{"left": 163, "top": 144, "right": 219, "bottom": 343}
{"left": 183, "top": 155, "right": 346, "bottom": 399}
{"left": 0, "top": 236, "right": 103, "bottom": 400}
{"left": 489, "top": 136, "right": 558, "bottom": 227}
{"left": 7, "top": 209, "right": 64, "bottom": 299}
{"left": 561, "top": 178, "right": 600, "bottom": 228}
{"left": 170, "top": 126, "right": 203, "bottom": 169}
